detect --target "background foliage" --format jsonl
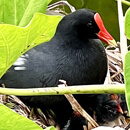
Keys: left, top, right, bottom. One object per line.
{"left": 0, "top": 0, "right": 48, "bottom": 26}
{"left": 0, "top": 0, "right": 62, "bottom": 78}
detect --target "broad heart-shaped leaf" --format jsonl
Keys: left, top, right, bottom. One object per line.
{"left": 125, "top": 7, "right": 130, "bottom": 40}
{"left": 0, "top": 13, "right": 62, "bottom": 78}
{"left": 124, "top": 51, "right": 130, "bottom": 111}
{"left": 0, "top": 0, "right": 51, "bottom": 27}
{"left": 0, "top": 104, "right": 43, "bottom": 130}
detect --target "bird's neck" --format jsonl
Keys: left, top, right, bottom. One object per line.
{"left": 53, "top": 31, "right": 89, "bottom": 49}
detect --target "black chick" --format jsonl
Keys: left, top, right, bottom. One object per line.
{"left": 64, "top": 94, "right": 123, "bottom": 130}
{"left": 94, "top": 94, "right": 123, "bottom": 124}
{"left": 0, "top": 9, "right": 117, "bottom": 128}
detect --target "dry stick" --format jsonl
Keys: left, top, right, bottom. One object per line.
{"left": 104, "top": 66, "right": 112, "bottom": 84}
{"left": 117, "top": 0, "right": 128, "bottom": 64}
{"left": 125, "top": 123, "right": 130, "bottom": 130}
{"left": 47, "top": 1, "right": 76, "bottom": 12}
{"left": 117, "top": 2, "right": 129, "bottom": 129}
{"left": 58, "top": 80, "right": 99, "bottom": 128}
{"left": 64, "top": 94, "right": 99, "bottom": 128}
{"left": 107, "top": 52, "right": 122, "bottom": 64}
{"left": 111, "top": 70, "right": 122, "bottom": 80}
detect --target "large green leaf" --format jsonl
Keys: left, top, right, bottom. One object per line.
{"left": 125, "top": 7, "right": 130, "bottom": 40}
{"left": 0, "top": 104, "right": 43, "bottom": 130}
{"left": 0, "top": 0, "right": 50, "bottom": 27}
{"left": 124, "top": 51, "right": 130, "bottom": 111}
{"left": 0, "top": 13, "right": 62, "bottom": 78}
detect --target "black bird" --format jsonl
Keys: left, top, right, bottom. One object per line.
{"left": 94, "top": 94, "right": 123, "bottom": 124}
{"left": 0, "top": 9, "right": 120, "bottom": 128}
{"left": 64, "top": 94, "right": 123, "bottom": 130}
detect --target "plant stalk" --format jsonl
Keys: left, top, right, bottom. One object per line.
{"left": 0, "top": 84, "right": 125, "bottom": 96}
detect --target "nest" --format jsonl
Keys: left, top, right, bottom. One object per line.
{"left": 106, "top": 44, "right": 124, "bottom": 84}
{"left": 0, "top": 44, "right": 127, "bottom": 130}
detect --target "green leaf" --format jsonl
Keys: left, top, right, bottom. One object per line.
{"left": 0, "top": 13, "right": 62, "bottom": 78}
{"left": 0, "top": 104, "right": 43, "bottom": 130}
{"left": 124, "top": 51, "right": 130, "bottom": 111}
{"left": 0, "top": 0, "right": 48, "bottom": 27}
{"left": 48, "top": 0, "right": 52, "bottom": 4}
{"left": 125, "top": 7, "right": 130, "bottom": 40}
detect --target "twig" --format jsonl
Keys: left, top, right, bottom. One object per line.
{"left": 125, "top": 123, "right": 130, "bottom": 130}
{"left": 58, "top": 80, "right": 99, "bottom": 128}
{"left": 111, "top": 70, "right": 122, "bottom": 80}
{"left": 117, "top": 0, "right": 128, "bottom": 63}
{"left": 104, "top": 67, "right": 112, "bottom": 84}
{"left": 65, "top": 94, "right": 99, "bottom": 128}
{"left": 47, "top": 1, "right": 76, "bottom": 12}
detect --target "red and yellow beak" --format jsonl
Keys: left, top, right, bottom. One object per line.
{"left": 94, "top": 13, "right": 117, "bottom": 47}
{"left": 117, "top": 103, "right": 123, "bottom": 114}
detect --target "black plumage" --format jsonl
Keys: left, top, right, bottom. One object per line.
{"left": 94, "top": 94, "right": 123, "bottom": 124}
{"left": 64, "top": 94, "right": 123, "bottom": 130}
{"left": 0, "top": 9, "right": 121, "bottom": 129}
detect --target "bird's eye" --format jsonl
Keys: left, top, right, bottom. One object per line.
{"left": 87, "top": 22, "right": 93, "bottom": 28}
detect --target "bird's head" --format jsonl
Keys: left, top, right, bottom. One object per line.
{"left": 109, "top": 94, "right": 123, "bottom": 114}
{"left": 95, "top": 94, "right": 123, "bottom": 124}
{"left": 57, "top": 9, "right": 117, "bottom": 47}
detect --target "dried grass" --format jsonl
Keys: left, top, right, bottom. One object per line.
{"left": 106, "top": 45, "right": 124, "bottom": 84}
